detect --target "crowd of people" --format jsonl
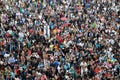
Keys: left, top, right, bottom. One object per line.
{"left": 0, "top": 0, "right": 120, "bottom": 80}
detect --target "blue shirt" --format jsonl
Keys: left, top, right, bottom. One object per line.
{"left": 8, "top": 57, "right": 15, "bottom": 63}
{"left": 50, "top": 22, "right": 54, "bottom": 29}
{"left": 2, "top": 50, "right": 6, "bottom": 55}
{"left": 54, "top": 61, "right": 59, "bottom": 68}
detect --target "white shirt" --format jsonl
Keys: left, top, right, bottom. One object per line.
{"left": 109, "top": 39, "right": 115, "bottom": 45}
{"left": 19, "top": 32, "right": 24, "bottom": 38}
{"left": 80, "top": 62, "right": 87, "bottom": 68}
{"left": 57, "top": 65, "right": 61, "bottom": 73}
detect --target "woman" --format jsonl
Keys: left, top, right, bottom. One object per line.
{"left": 41, "top": 73, "right": 48, "bottom": 80}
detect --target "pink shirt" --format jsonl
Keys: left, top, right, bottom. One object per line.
{"left": 41, "top": 75, "right": 47, "bottom": 80}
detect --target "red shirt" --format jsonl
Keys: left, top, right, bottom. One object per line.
{"left": 75, "top": 68, "right": 81, "bottom": 74}
{"left": 94, "top": 67, "right": 101, "bottom": 74}
{"left": 56, "top": 35, "right": 63, "bottom": 43}
{"left": 105, "top": 73, "right": 112, "bottom": 78}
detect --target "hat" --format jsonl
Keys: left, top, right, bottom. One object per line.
{"left": 29, "top": 29, "right": 33, "bottom": 34}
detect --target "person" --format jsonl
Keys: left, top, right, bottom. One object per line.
{"left": 41, "top": 73, "right": 47, "bottom": 80}
{"left": 0, "top": 0, "right": 120, "bottom": 80}
{"left": 80, "top": 60, "right": 88, "bottom": 76}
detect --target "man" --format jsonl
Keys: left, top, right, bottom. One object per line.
{"left": 80, "top": 60, "right": 88, "bottom": 76}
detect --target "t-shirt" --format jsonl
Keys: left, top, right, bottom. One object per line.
{"left": 80, "top": 62, "right": 87, "bottom": 69}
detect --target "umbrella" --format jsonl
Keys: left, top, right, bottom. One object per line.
{"left": 61, "top": 17, "right": 68, "bottom": 21}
